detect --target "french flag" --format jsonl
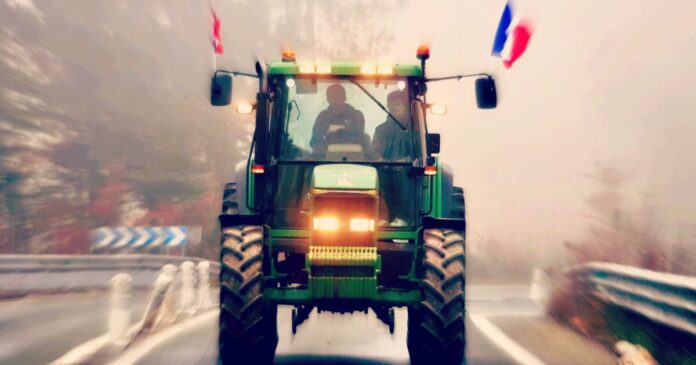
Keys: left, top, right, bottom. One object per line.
{"left": 491, "top": 1, "right": 533, "bottom": 69}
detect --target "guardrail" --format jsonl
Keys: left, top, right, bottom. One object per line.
{"left": 0, "top": 254, "right": 219, "bottom": 295}
{"left": 0, "top": 254, "right": 219, "bottom": 272}
{"left": 570, "top": 262, "right": 696, "bottom": 336}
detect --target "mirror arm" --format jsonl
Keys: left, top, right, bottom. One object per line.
{"left": 426, "top": 73, "right": 491, "bottom": 83}
{"left": 214, "top": 69, "right": 259, "bottom": 79}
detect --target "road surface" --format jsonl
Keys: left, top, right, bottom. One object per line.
{"left": 0, "top": 284, "right": 615, "bottom": 364}
{"left": 0, "top": 290, "right": 151, "bottom": 365}
{"left": 136, "top": 285, "right": 615, "bottom": 365}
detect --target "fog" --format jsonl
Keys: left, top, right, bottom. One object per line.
{"left": 216, "top": 0, "right": 696, "bottom": 265}
{"left": 1, "top": 0, "right": 695, "bottom": 270}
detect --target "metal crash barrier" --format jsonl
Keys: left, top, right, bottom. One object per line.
{"left": 571, "top": 262, "right": 696, "bottom": 336}
{"left": 0, "top": 254, "right": 219, "bottom": 294}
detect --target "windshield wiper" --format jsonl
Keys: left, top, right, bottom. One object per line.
{"left": 348, "top": 78, "right": 406, "bottom": 131}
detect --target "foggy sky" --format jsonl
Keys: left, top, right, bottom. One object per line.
{"left": 2, "top": 0, "right": 695, "bottom": 258}
{"left": 213, "top": 0, "right": 696, "bottom": 254}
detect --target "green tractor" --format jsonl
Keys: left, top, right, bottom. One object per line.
{"left": 211, "top": 46, "right": 497, "bottom": 364}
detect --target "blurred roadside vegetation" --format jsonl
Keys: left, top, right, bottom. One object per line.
{"left": 547, "top": 164, "right": 696, "bottom": 364}
{"left": 562, "top": 165, "right": 695, "bottom": 275}
{"left": 0, "top": 1, "right": 402, "bottom": 259}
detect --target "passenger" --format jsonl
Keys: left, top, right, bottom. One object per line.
{"left": 371, "top": 90, "right": 410, "bottom": 160}
{"left": 372, "top": 90, "right": 412, "bottom": 227}
{"left": 310, "top": 84, "right": 368, "bottom": 156}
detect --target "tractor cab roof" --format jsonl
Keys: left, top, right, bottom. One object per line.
{"left": 268, "top": 61, "right": 422, "bottom": 77}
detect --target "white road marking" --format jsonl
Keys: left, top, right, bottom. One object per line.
{"left": 49, "top": 334, "right": 111, "bottom": 365}
{"left": 109, "top": 310, "right": 218, "bottom": 365}
{"left": 469, "top": 313, "right": 547, "bottom": 365}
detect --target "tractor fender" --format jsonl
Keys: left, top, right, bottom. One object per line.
{"left": 233, "top": 159, "right": 251, "bottom": 215}
{"left": 439, "top": 162, "right": 455, "bottom": 218}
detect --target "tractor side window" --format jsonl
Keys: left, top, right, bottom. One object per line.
{"left": 279, "top": 100, "right": 306, "bottom": 160}
{"left": 411, "top": 100, "right": 428, "bottom": 166}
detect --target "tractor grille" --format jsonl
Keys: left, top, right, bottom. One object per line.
{"left": 306, "top": 246, "right": 380, "bottom": 299}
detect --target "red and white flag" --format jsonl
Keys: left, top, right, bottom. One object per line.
{"left": 212, "top": 11, "right": 223, "bottom": 55}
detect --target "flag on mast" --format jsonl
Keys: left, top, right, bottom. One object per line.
{"left": 491, "top": 1, "right": 532, "bottom": 69}
{"left": 212, "top": 11, "right": 224, "bottom": 55}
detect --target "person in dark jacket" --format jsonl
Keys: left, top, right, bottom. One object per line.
{"left": 371, "top": 90, "right": 411, "bottom": 161}
{"left": 310, "top": 84, "right": 368, "bottom": 156}
{"left": 372, "top": 90, "right": 412, "bottom": 226}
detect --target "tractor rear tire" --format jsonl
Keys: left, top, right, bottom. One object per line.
{"left": 219, "top": 225, "right": 277, "bottom": 365}
{"left": 450, "top": 186, "right": 465, "bottom": 220}
{"left": 407, "top": 228, "right": 466, "bottom": 365}
{"left": 221, "top": 182, "right": 238, "bottom": 215}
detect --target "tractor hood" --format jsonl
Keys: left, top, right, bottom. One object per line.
{"left": 312, "top": 164, "right": 377, "bottom": 191}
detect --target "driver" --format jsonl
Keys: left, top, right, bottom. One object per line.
{"left": 310, "top": 84, "right": 368, "bottom": 155}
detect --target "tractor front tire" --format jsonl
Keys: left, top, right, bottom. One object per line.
{"left": 219, "top": 225, "right": 277, "bottom": 365}
{"left": 407, "top": 228, "right": 466, "bottom": 365}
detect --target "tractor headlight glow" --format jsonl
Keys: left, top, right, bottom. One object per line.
{"left": 377, "top": 65, "right": 394, "bottom": 75}
{"left": 236, "top": 102, "right": 255, "bottom": 115}
{"left": 313, "top": 217, "right": 339, "bottom": 231}
{"left": 316, "top": 64, "right": 332, "bottom": 74}
{"left": 298, "top": 63, "right": 315, "bottom": 74}
{"left": 429, "top": 103, "right": 448, "bottom": 116}
{"left": 396, "top": 80, "right": 406, "bottom": 91}
{"left": 349, "top": 218, "right": 375, "bottom": 232}
{"left": 360, "top": 64, "right": 377, "bottom": 75}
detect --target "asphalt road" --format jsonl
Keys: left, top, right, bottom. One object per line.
{"left": 0, "top": 284, "right": 616, "bottom": 365}
{"left": 0, "top": 290, "right": 151, "bottom": 365}
{"left": 135, "top": 285, "right": 616, "bottom": 365}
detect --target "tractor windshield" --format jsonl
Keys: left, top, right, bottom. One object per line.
{"left": 269, "top": 75, "right": 423, "bottom": 229}
{"left": 273, "top": 76, "right": 418, "bottom": 163}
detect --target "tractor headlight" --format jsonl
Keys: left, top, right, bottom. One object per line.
{"left": 310, "top": 193, "right": 377, "bottom": 246}
{"left": 313, "top": 217, "right": 339, "bottom": 231}
{"left": 349, "top": 218, "right": 375, "bottom": 232}
{"left": 312, "top": 217, "right": 375, "bottom": 232}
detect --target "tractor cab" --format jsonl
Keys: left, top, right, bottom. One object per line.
{"left": 265, "top": 61, "right": 427, "bottom": 230}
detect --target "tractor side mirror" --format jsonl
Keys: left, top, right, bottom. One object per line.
{"left": 475, "top": 76, "right": 497, "bottom": 109}
{"left": 427, "top": 133, "right": 441, "bottom": 154}
{"left": 211, "top": 73, "right": 233, "bottom": 106}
